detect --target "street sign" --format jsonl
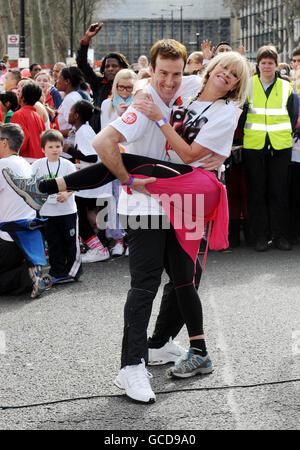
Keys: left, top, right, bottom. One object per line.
{"left": 7, "top": 34, "right": 20, "bottom": 60}
{"left": 8, "top": 35, "right": 19, "bottom": 44}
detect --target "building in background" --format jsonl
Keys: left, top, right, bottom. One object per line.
{"left": 94, "top": 0, "right": 231, "bottom": 63}
{"left": 239, "top": 0, "right": 300, "bottom": 62}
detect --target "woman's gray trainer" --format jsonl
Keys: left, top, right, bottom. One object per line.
{"left": 2, "top": 167, "right": 48, "bottom": 211}
{"left": 167, "top": 348, "right": 213, "bottom": 378}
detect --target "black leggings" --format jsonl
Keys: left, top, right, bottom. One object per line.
{"left": 47, "top": 153, "right": 193, "bottom": 193}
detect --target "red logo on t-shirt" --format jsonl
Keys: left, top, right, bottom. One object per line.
{"left": 122, "top": 112, "right": 137, "bottom": 124}
{"left": 174, "top": 96, "right": 183, "bottom": 106}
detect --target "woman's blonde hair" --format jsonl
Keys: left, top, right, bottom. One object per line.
{"left": 33, "top": 71, "right": 51, "bottom": 104}
{"left": 109, "top": 69, "right": 138, "bottom": 115}
{"left": 199, "top": 51, "right": 250, "bottom": 106}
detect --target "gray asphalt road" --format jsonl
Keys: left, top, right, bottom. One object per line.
{"left": 0, "top": 245, "right": 299, "bottom": 431}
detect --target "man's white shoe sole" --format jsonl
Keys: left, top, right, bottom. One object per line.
{"left": 148, "top": 351, "right": 187, "bottom": 366}
{"left": 148, "top": 357, "right": 177, "bottom": 365}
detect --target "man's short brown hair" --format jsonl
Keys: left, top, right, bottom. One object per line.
{"left": 256, "top": 45, "right": 278, "bottom": 65}
{"left": 150, "top": 39, "right": 187, "bottom": 71}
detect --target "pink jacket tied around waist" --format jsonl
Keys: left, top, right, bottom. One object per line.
{"left": 134, "top": 167, "right": 229, "bottom": 265}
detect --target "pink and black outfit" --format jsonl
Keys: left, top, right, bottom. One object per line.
{"left": 59, "top": 154, "right": 228, "bottom": 266}
{"left": 38, "top": 88, "right": 236, "bottom": 367}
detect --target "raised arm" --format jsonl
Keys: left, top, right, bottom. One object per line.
{"left": 76, "top": 23, "right": 104, "bottom": 92}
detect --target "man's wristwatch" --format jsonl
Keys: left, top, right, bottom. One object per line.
{"left": 155, "top": 117, "right": 168, "bottom": 128}
{"left": 122, "top": 175, "right": 134, "bottom": 186}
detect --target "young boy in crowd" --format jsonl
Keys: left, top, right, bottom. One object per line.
{"left": 31, "top": 129, "right": 82, "bottom": 283}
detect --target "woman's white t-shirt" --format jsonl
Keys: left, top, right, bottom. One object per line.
{"left": 31, "top": 157, "right": 77, "bottom": 217}
{"left": 167, "top": 99, "right": 237, "bottom": 166}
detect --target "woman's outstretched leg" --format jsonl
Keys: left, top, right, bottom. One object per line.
{"left": 2, "top": 153, "right": 193, "bottom": 211}
{"left": 39, "top": 153, "right": 192, "bottom": 195}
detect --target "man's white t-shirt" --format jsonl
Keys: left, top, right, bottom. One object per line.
{"left": 110, "top": 75, "right": 202, "bottom": 216}
{"left": 74, "top": 123, "right": 112, "bottom": 199}
{"left": 0, "top": 155, "right": 36, "bottom": 242}
{"left": 31, "top": 157, "right": 77, "bottom": 217}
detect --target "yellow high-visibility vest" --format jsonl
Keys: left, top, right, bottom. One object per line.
{"left": 243, "top": 75, "right": 293, "bottom": 150}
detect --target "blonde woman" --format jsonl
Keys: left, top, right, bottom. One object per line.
{"left": 101, "top": 69, "right": 137, "bottom": 128}
{"left": 34, "top": 71, "right": 55, "bottom": 109}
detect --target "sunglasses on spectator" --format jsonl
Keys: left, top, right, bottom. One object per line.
{"left": 117, "top": 85, "right": 133, "bottom": 92}
{"left": 187, "top": 59, "right": 200, "bottom": 64}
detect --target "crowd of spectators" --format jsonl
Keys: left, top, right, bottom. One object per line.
{"left": 0, "top": 24, "right": 299, "bottom": 299}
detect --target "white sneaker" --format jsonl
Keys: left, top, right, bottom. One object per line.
{"left": 148, "top": 337, "right": 187, "bottom": 365}
{"left": 111, "top": 242, "right": 124, "bottom": 257}
{"left": 114, "top": 359, "right": 156, "bottom": 403}
{"left": 81, "top": 247, "right": 110, "bottom": 263}
{"left": 125, "top": 247, "right": 129, "bottom": 257}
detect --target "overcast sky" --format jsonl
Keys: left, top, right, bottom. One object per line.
{"left": 96, "top": 0, "right": 230, "bottom": 21}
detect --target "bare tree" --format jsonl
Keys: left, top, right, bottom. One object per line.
{"left": 30, "top": 0, "right": 46, "bottom": 63}
{"left": 0, "top": 0, "right": 17, "bottom": 33}
{"left": 41, "top": 0, "right": 57, "bottom": 64}
{"left": 283, "top": 0, "right": 300, "bottom": 49}
{"left": 0, "top": 0, "right": 18, "bottom": 57}
{"left": 0, "top": 0, "right": 124, "bottom": 63}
